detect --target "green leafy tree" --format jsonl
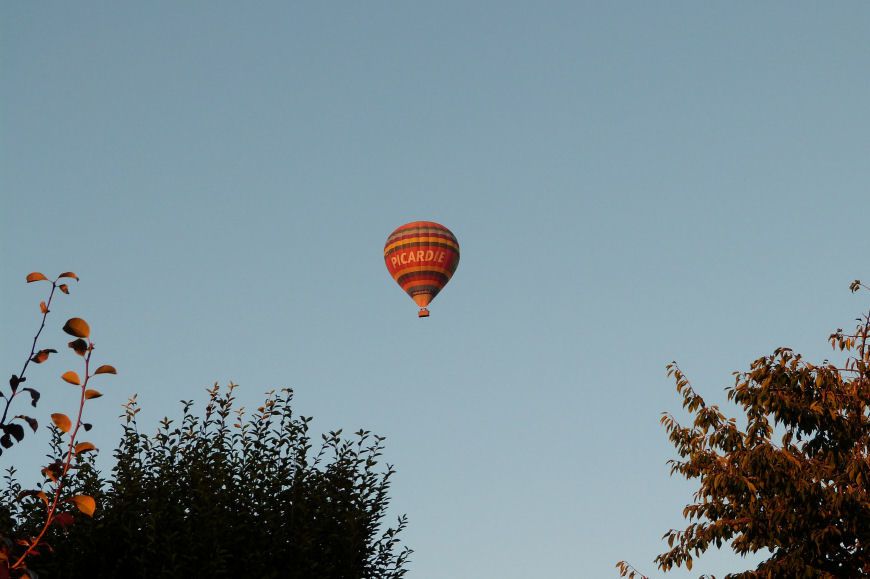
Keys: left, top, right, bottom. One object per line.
{"left": 619, "top": 280, "right": 870, "bottom": 578}
{"left": 3, "top": 384, "right": 411, "bottom": 578}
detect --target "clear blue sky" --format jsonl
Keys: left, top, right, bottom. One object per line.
{"left": 2, "top": 2, "right": 868, "bottom": 577}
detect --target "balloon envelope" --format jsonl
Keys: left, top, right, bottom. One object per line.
{"left": 384, "top": 221, "right": 460, "bottom": 317}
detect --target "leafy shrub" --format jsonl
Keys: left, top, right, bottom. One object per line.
{"left": 3, "top": 384, "right": 411, "bottom": 578}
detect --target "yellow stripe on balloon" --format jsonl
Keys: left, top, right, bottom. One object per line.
{"left": 391, "top": 265, "right": 455, "bottom": 278}
{"left": 383, "top": 236, "right": 460, "bottom": 254}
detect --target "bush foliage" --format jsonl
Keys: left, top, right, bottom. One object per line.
{"left": 2, "top": 384, "right": 411, "bottom": 578}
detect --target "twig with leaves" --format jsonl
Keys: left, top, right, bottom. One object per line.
{"left": 0, "top": 273, "right": 116, "bottom": 578}
{"left": 7, "top": 316, "right": 115, "bottom": 574}
{"left": 0, "top": 272, "right": 79, "bottom": 456}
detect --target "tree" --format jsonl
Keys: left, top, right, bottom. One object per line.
{"left": 619, "top": 280, "right": 870, "bottom": 578}
{"left": 2, "top": 384, "right": 411, "bottom": 578}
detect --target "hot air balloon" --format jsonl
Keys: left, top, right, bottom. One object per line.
{"left": 384, "top": 221, "right": 460, "bottom": 317}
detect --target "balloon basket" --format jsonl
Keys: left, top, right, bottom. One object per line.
{"left": 418, "top": 308, "right": 430, "bottom": 318}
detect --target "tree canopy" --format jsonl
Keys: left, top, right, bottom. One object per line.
{"left": 1, "top": 384, "right": 411, "bottom": 578}
{"left": 619, "top": 281, "right": 870, "bottom": 578}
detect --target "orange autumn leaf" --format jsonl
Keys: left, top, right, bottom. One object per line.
{"left": 94, "top": 365, "right": 117, "bottom": 375}
{"left": 62, "top": 371, "right": 81, "bottom": 386}
{"left": 51, "top": 413, "right": 72, "bottom": 433}
{"left": 84, "top": 389, "right": 102, "bottom": 399}
{"left": 69, "top": 495, "right": 95, "bottom": 517}
{"left": 63, "top": 318, "right": 90, "bottom": 338}
{"left": 31, "top": 349, "right": 57, "bottom": 364}
{"left": 74, "top": 442, "right": 96, "bottom": 454}
{"left": 26, "top": 272, "right": 48, "bottom": 283}
{"left": 68, "top": 338, "right": 88, "bottom": 356}
{"left": 53, "top": 512, "right": 75, "bottom": 528}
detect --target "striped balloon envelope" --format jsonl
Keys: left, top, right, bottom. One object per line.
{"left": 384, "top": 221, "right": 460, "bottom": 317}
